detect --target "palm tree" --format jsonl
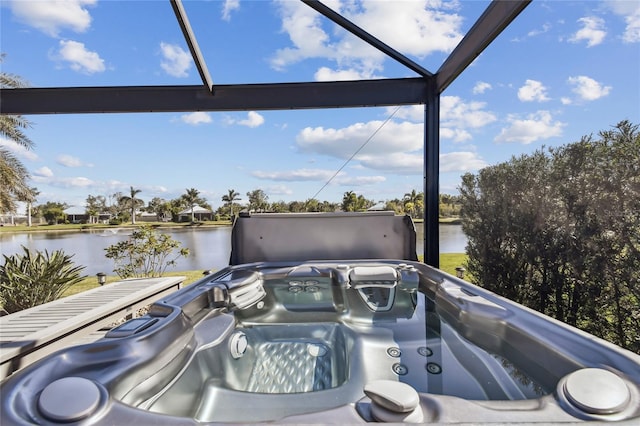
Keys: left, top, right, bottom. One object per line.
{"left": 182, "top": 188, "right": 204, "bottom": 222}
{"left": 403, "top": 189, "right": 424, "bottom": 218}
{"left": 1, "top": 54, "right": 34, "bottom": 215}
{"left": 119, "top": 186, "right": 142, "bottom": 224}
{"left": 342, "top": 191, "right": 357, "bottom": 212}
{"left": 22, "top": 187, "right": 39, "bottom": 226}
{"left": 221, "top": 189, "right": 241, "bottom": 219}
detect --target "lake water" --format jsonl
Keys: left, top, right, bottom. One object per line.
{"left": 0, "top": 224, "right": 467, "bottom": 276}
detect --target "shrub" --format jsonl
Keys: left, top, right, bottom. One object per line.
{"left": 0, "top": 247, "right": 86, "bottom": 314}
{"left": 105, "top": 225, "right": 189, "bottom": 279}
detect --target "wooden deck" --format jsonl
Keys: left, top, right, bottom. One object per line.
{"left": 0, "top": 276, "right": 184, "bottom": 379}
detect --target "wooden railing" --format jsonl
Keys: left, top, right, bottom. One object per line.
{"left": 0, "top": 276, "right": 184, "bottom": 379}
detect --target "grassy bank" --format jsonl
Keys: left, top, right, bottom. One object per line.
{"left": 0, "top": 220, "right": 232, "bottom": 234}
{"left": 63, "top": 253, "right": 469, "bottom": 298}
{"left": 438, "top": 253, "right": 468, "bottom": 276}
{"left": 1, "top": 217, "right": 462, "bottom": 234}
{"left": 62, "top": 270, "right": 208, "bottom": 297}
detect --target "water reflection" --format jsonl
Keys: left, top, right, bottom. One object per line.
{"left": 0, "top": 224, "right": 467, "bottom": 275}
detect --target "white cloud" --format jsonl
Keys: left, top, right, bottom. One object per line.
{"left": 271, "top": 0, "right": 463, "bottom": 78}
{"left": 567, "top": 75, "right": 612, "bottom": 101}
{"left": 160, "top": 42, "right": 192, "bottom": 78}
{"left": 605, "top": 0, "right": 640, "bottom": 43}
{"left": 527, "top": 23, "right": 551, "bottom": 38}
{"left": 296, "top": 100, "right": 495, "bottom": 174}
{"left": 390, "top": 105, "right": 423, "bottom": 122}
{"left": 238, "top": 111, "right": 265, "bottom": 128}
{"left": 222, "top": 0, "right": 240, "bottom": 21}
{"left": 342, "top": 0, "right": 464, "bottom": 57}
{"left": 271, "top": 1, "right": 335, "bottom": 71}
{"left": 0, "top": 137, "right": 38, "bottom": 161}
{"left": 32, "top": 174, "right": 95, "bottom": 188}
{"left": 55, "top": 40, "right": 105, "bottom": 74}
{"left": 33, "top": 166, "right": 54, "bottom": 177}
{"left": 472, "top": 81, "right": 492, "bottom": 94}
{"left": 56, "top": 154, "right": 92, "bottom": 167}
{"left": 440, "top": 127, "right": 472, "bottom": 142}
{"left": 569, "top": 16, "right": 607, "bottom": 47}
{"left": 266, "top": 185, "right": 293, "bottom": 196}
{"left": 58, "top": 177, "right": 94, "bottom": 188}
{"left": 440, "top": 96, "right": 497, "bottom": 140}
{"left": 314, "top": 67, "right": 378, "bottom": 81}
{"left": 252, "top": 169, "right": 341, "bottom": 181}
{"left": 8, "top": 0, "right": 95, "bottom": 37}
{"left": 181, "top": 112, "right": 212, "bottom": 125}
{"left": 333, "top": 175, "right": 386, "bottom": 186}
{"left": 355, "top": 152, "right": 423, "bottom": 174}
{"left": 224, "top": 111, "right": 265, "bottom": 128}
{"left": 440, "top": 152, "right": 487, "bottom": 172}
{"left": 518, "top": 79, "right": 550, "bottom": 102}
{"left": 297, "top": 120, "right": 423, "bottom": 159}
{"left": 495, "top": 111, "right": 566, "bottom": 144}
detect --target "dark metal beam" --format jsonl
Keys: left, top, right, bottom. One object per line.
{"left": 424, "top": 78, "right": 440, "bottom": 268}
{"left": 436, "top": 0, "right": 531, "bottom": 93}
{"left": 0, "top": 78, "right": 428, "bottom": 115}
{"left": 302, "top": 0, "right": 433, "bottom": 78}
{"left": 170, "top": 0, "right": 214, "bottom": 93}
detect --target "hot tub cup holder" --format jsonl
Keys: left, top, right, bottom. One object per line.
{"left": 556, "top": 368, "right": 639, "bottom": 421}
{"left": 37, "top": 377, "right": 108, "bottom": 423}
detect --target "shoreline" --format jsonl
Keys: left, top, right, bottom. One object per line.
{"left": 0, "top": 217, "right": 461, "bottom": 235}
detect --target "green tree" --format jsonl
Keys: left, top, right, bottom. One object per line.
{"left": 147, "top": 197, "right": 172, "bottom": 222}
{"left": 459, "top": 121, "right": 640, "bottom": 353}
{"left": 0, "top": 55, "right": 35, "bottom": 214}
{"left": 288, "top": 200, "right": 305, "bottom": 212}
{"left": 341, "top": 191, "right": 357, "bottom": 212}
{"left": 403, "top": 189, "right": 424, "bottom": 218}
{"left": 247, "top": 189, "right": 269, "bottom": 212}
{"left": 119, "top": 186, "right": 143, "bottom": 224}
{"left": 168, "top": 197, "right": 187, "bottom": 222}
{"left": 0, "top": 247, "right": 86, "bottom": 314}
{"left": 342, "top": 191, "right": 374, "bottom": 212}
{"left": 356, "top": 194, "right": 374, "bottom": 211}
{"left": 181, "top": 188, "right": 209, "bottom": 222}
{"left": 221, "top": 189, "right": 241, "bottom": 219}
{"left": 23, "top": 187, "right": 38, "bottom": 226}
{"left": 85, "top": 195, "right": 107, "bottom": 224}
{"left": 104, "top": 225, "right": 189, "bottom": 279}
{"left": 305, "top": 198, "right": 319, "bottom": 212}
{"left": 39, "top": 201, "right": 68, "bottom": 224}
{"left": 385, "top": 198, "right": 404, "bottom": 214}
{"left": 269, "top": 200, "right": 288, "bottom": 213}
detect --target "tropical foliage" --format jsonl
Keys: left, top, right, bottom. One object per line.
{"left": 459, "top": 121, "right": 640, "bottom": 353}
{"left": 221, "top": 189, "right": 241, "bottom": 218}
{"left": 39, "top": 201, "right": 68, "bottom": 224}
{"left": 246, "top": 188, "right": 269, "bottom": 212}
{"left": 0, "top": 54, "right": 36, "bottom": 215}
{"left": 0, "top": 247, "right": 86, "bottom": 314}
{"left": 181, "top": 188, "right": 210, "bottom": 222}
{"left": 119, "top": 186, "right": 143, "bottom": 224}
{"left": 341, "top": 190, "right": 374, "bottom": 212}
{"left": 104, "top": 225, "right": 190, "bottom": 279}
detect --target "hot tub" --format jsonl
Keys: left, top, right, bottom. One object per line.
{"left": 1, "top": 213, "right": 639, "bottom": 424}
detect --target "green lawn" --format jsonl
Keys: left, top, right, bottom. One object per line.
{"left": 62, "top": 270, "right": 209, "bottom": 297}
{"left": 0, "top": 221, "right": 232, "bottom": 234}
{"left": 439, "top": 253, "right": 468, "bottom": 276}
{"left": 62, "top": 253, "right": 469, "bottom": 298}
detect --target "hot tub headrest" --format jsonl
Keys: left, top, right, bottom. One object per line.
{"left": 229, "top": 212, "right": 418, "bottom": 265}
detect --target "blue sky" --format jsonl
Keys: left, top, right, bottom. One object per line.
{"left": 1, "top": 0, "right": 639, "bottom": 213}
